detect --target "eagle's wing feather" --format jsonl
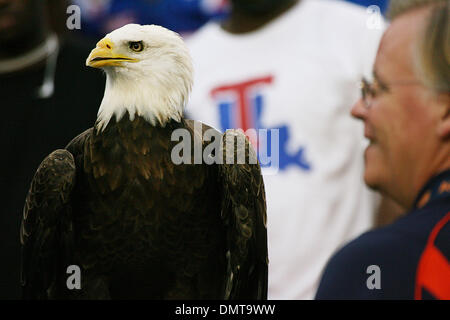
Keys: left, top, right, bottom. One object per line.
{"left": 20, "top": 149, "right": 76, "bottom": 299}
{"left": 65, "top": 127, "right": 93, "bottom": 155}
{"left": 185, "top": 120, "right": 268, "bottom": 299}
{"left": 218, "top": 129, "right": 268, "bottom": 299}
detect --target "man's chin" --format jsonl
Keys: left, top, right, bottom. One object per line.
{"left": 363, "top": 144, "right": 383, "bottom": 187}
{"left": 363, "top": 165, "right": 383, "bottom": 191}
{"left": 364, "top": 177, "right": 381, "bottom": 191}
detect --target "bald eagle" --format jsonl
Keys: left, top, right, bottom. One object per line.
{"left": 20, "top": 24, "right": 268, "bottom": 299}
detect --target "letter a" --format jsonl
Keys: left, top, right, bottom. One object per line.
{"left": 66, "top": 5, "right": 81, "bottom": 30}
{"left": 171, "top": 128, "right": 192, "bottom": 164}
{"left": 66, "top": 265, "right": 81, "bottom": 290}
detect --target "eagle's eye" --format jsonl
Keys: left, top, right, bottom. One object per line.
{"left": 129, "top": 41, "right": 144, "bottom": 52}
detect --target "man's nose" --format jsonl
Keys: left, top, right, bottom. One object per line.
{"left": 351, "top": 98, "right": 368, "bottom": 120}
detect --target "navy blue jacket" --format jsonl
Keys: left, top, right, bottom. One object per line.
{"left": 316, "top": 170, "right": 450, "bottom": 299}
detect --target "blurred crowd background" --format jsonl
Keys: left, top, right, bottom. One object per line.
{"left": 70, "top": 0, "right": 389, "bottom": 38}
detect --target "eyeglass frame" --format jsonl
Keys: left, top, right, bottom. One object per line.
{"left": 359, "top": 73, "right": 423, "bottom": 108}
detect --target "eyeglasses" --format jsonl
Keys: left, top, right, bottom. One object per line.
{"left": 359, "top": 76, "right": 423, "bottom": 108}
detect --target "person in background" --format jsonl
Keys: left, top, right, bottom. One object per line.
{"left": 316, "top": 0, "right": 450, "bottom": 299}
{"left": 186, "top": 0, "right": 387, "bottom": 299}
{"left": 0, "top": 0, "right": 104, "bottom": 299}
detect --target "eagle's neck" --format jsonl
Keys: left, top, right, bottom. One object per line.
{"left": 95, "top": 68, "right": 189, "bottom": 131}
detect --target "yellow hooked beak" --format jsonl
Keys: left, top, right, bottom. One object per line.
{"left": 86, "top": 38, "right": 138, "bottom": 68}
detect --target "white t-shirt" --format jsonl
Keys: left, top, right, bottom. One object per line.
{"left": 186, "top": 0, "right": 385, "bottom": 299}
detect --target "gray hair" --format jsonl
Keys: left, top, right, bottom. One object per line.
{"left": 389, "top": 0, "right": 450, "bottom": 92}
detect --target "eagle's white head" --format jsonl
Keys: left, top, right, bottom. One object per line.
{"left": 86, "top": 24, "right": 193, "bottom": 131}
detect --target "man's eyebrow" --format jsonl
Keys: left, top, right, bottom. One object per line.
{"left": 373, "top": 70, "right": 388, "bottom": 87}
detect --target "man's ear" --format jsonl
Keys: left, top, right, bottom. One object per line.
{"left": 437, "top": 93, "right": 450, "bottom": 139}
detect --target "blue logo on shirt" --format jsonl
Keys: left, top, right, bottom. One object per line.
{"left": 210, "top": 76, "right": 311, "bottom": 172}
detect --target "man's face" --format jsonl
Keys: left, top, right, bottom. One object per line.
{"left": 351, "top": 7, "right": 442, "bottom": 199}
{"left": 0, "top": 0, "right": 41, "bottom": 41}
